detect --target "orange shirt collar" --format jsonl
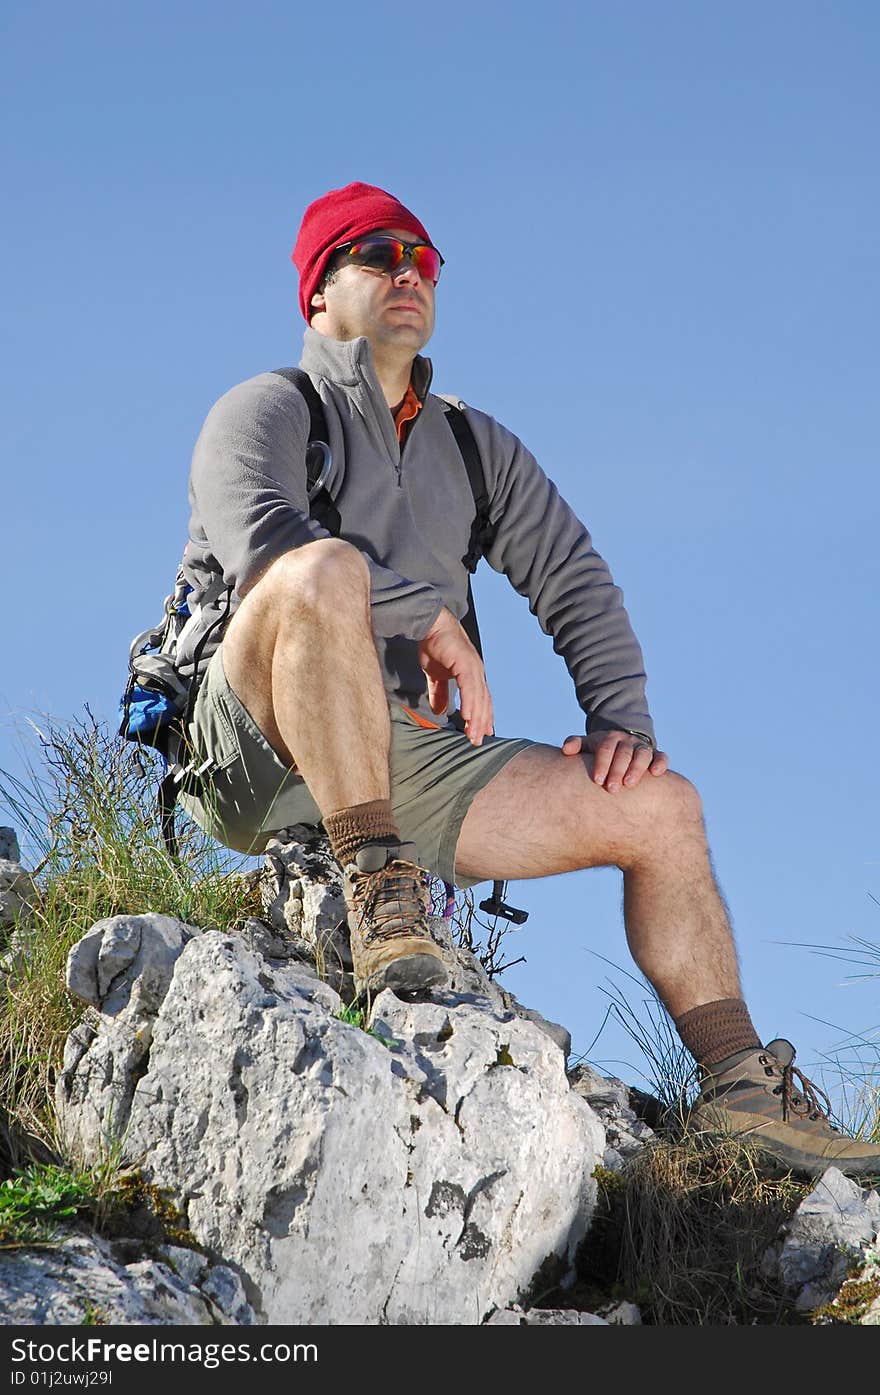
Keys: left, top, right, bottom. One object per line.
{"left": 393, "top": 382, "right": 423, "bottom": 442}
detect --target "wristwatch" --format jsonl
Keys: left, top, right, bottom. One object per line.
{"left": 624, "top": 729, "right": 655, "bottom": 750}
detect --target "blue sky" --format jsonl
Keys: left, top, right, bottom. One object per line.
{"left": 2, "top": 2, "right": 878, "bottom": 1106}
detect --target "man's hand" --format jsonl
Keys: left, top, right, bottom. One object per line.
{"left": 418, "top": 607, "right": 494, "bottom": 746}
{"left": 561, "top": 730, "right": 669, "bottom": 792}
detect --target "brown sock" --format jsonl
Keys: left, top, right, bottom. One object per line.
{"left": 323, "top": 799, "right": 401, "bottom": 868}
{"left": 674, "top": 998, "right": 761, "bottom": 1072}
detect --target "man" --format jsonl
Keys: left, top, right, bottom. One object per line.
{"left": 175, "top": 181, "right": 879, "bottom": 1180}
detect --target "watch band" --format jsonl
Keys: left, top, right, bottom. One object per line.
{"left": 624, "top": 729, "right": 655, "bottom": 750}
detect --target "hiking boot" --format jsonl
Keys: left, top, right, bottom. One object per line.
{"left": 688, "top": 1038, "right": 880, "bottom": 1179}
{"left": 342, "top": 840, "right": 449, "bottom": 1000}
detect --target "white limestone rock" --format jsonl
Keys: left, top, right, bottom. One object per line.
{"left": 0, "top": 830, "right": 36, "bottom": 960}
{"left": 484, "top": 1304, "right": 613, "bottom": 1325}
{"left": 0, "top": 827, "right": 21, "bottom": 861}
{"left": 426, "top": 913, "right": 571, "bottom": 1058}
{"left": 568, "top": 1062, "right": 657, "bottom": 1169}
{"left": 600, "top": 1299, "right": 643, "bottom": 1324}
{"left": 260, "top": 831, "right": 571, "bottom": 1059}
{"left": 56, "top": 913, "right": 202, "bottom": 1156}
{"left": 485, "top": 1305, "right": 526, "bottom": 1324}
{"left": 0, "top": 1231, "right": 256, "bottom": 1326}
{"left": 58, "top": 922, "right": 603, "bottom": 1325}
{"left": 766, "top": 1167, "right": 880, "bottom": 1312}
{"left": 0, "top": 858, "right": 37, "bottom": 943}
{"left": 260, "top": 827, "right": 351, "bottom": 992}
{"left": 517, "top": 1308, "right": 609, "bottom": 1325}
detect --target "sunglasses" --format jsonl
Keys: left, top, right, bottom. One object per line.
{"left": 329, "top": 236, "right": 445, "bottom": 284}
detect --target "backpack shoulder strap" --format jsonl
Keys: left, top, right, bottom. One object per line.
{"left": 438, "top": 398, "right": 496, "bottom": 658}
{"left": 270, "top": 366, "right": 340, "bottom": 535}
{"left": 438, "top": 399, "right": 528, "bottom": 925}
{"left": 439, "top": 399, "right": 496, "bottom": 572}
{"left": 271, "top": 366, "right": 328, "bottom": 449}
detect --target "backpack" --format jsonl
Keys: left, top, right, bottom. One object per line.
{"left": 118, "top": 368, "right": 527, "bottom": 922}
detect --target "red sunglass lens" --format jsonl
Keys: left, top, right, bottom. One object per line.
{"left": 346, "top": 239, "right": 400, "bottom": 273}
{"left": 412, "top": 245, "right": 442, "bottom": 283}
{"left": 345, "top": 238, "right": 443, "bottom": 283}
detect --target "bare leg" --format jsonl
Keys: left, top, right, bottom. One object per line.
{"left": 220, "top": 539, "right": 390, "bottom": 814}
{"left": 454, "top": 745, "right": 741, "bottom": 1019}
{"left": 218, "top": 538, "right": 448, "bottom": 997}
{"left": 219, "top": 540, "right": 738, "bottom": 1021}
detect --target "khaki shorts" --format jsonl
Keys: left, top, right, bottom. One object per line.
{"left": 177, "top": 648, "right": 533, "bottom": 887}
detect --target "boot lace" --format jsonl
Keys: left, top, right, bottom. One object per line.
{"left": 349, "top": 860, "right": 430, "bottom": 945}
{"left": 760, "top": 1052, "right": 835, "bottom": 1126}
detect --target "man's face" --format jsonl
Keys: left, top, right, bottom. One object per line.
{"left": 310, "top": 227, "right": 436, "bottom": 354}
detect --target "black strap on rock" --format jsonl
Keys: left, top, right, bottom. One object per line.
{"left": 479, "top": 880, "right": 529, "bottom": 925}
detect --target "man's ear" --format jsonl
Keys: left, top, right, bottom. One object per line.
{"left": 310, "top": 288, "right": 327, "bottom": 313}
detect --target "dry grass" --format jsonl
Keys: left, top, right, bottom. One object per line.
{"left": 536, "top": 1126, "right": 813, "bottom": 1325}
{"left": 561, "top": 969, "right": 834, "bottom": 1325}
{"left": 0, "top": 710, "right": 261, "bottom": 1162}
{"left": 429, "top": 881, "right": 528, "bottom": 981}
{"left": 607, "top": 1130, "right": 812, "bottom": 1324}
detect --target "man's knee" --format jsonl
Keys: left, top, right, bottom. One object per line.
{"left": 225, "top": 539, "right": 371, "bottom": 667}
{"left": 276, "top": 537, "right": 369, "bottom": 597}
{"left": 256, "top": 539, "right": 370, "bottom": 619}
{"left": 640, "top": 768, "right": 705, "bottom": 838}
{"left": 609, "top": 769, "right": 705, "bottom": 873}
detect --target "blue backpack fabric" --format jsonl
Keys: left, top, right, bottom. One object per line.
{"left": 119, "top": 571, "right": 197, "bottom": 749}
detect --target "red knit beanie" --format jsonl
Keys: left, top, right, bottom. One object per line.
{"left": 292, "top": 181, "right": 433, "bottom": 322}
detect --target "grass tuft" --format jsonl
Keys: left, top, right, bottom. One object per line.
{"left": 0, "top": 1163, "right": 98, "bottom": 1247}
{"left": 608, "top": 1130, "right": 811, "bottom": 1325}
{"left": 0, "top": 709, "right": 261, "bottom": 1162}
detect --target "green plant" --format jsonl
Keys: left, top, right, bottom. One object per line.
{"left": 335, "top": 1003, "right": 368, "bottom": 1029}
{"left": 333, "top": 1002, "right": 398, "bottom": 1049}
{"left": 0, "top": 1163, "right": 98, "bottom": 1246}
{"left": 812, "top": 1268, "right": 880, "bottom": 1325}
{"left": 551, "top": 966, "right": 816, "bottom": 1325}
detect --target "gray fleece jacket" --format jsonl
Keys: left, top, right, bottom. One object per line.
{"left": 179, "top": 328, "right": 655, "bottom": 743}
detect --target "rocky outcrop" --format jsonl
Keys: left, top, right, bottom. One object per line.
{"left": 0, "top": 826, "right": 38, "bottom": 973}
{"left": 487, "top": 1299, "right": 642, "bottom": 1325}
{"left": 0, "top": 828, "right": 20, "bottom": 862}
{"left": 761, "top": 1166, "right": 880, "bottom": 1319}
{"left": 56, "top": 897, "right": 604, "bottom": 1324}
{"left": 0, "top": 1232, "right": 255, "bottom": 1325}
{"left": 260, "top": 827, "right": 572, "bottom": 1057}
{"left": 568, "top": 1063, "right": 658, "bottom": 1169}
{"left": 4, "top": 821, "right": 876, "bottom": 1327}
{"left": 259, "top": 828, "right": 353, "bottom": 996}
{"left": 56, "top": 912, "right": 204, "bottom": 1158}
